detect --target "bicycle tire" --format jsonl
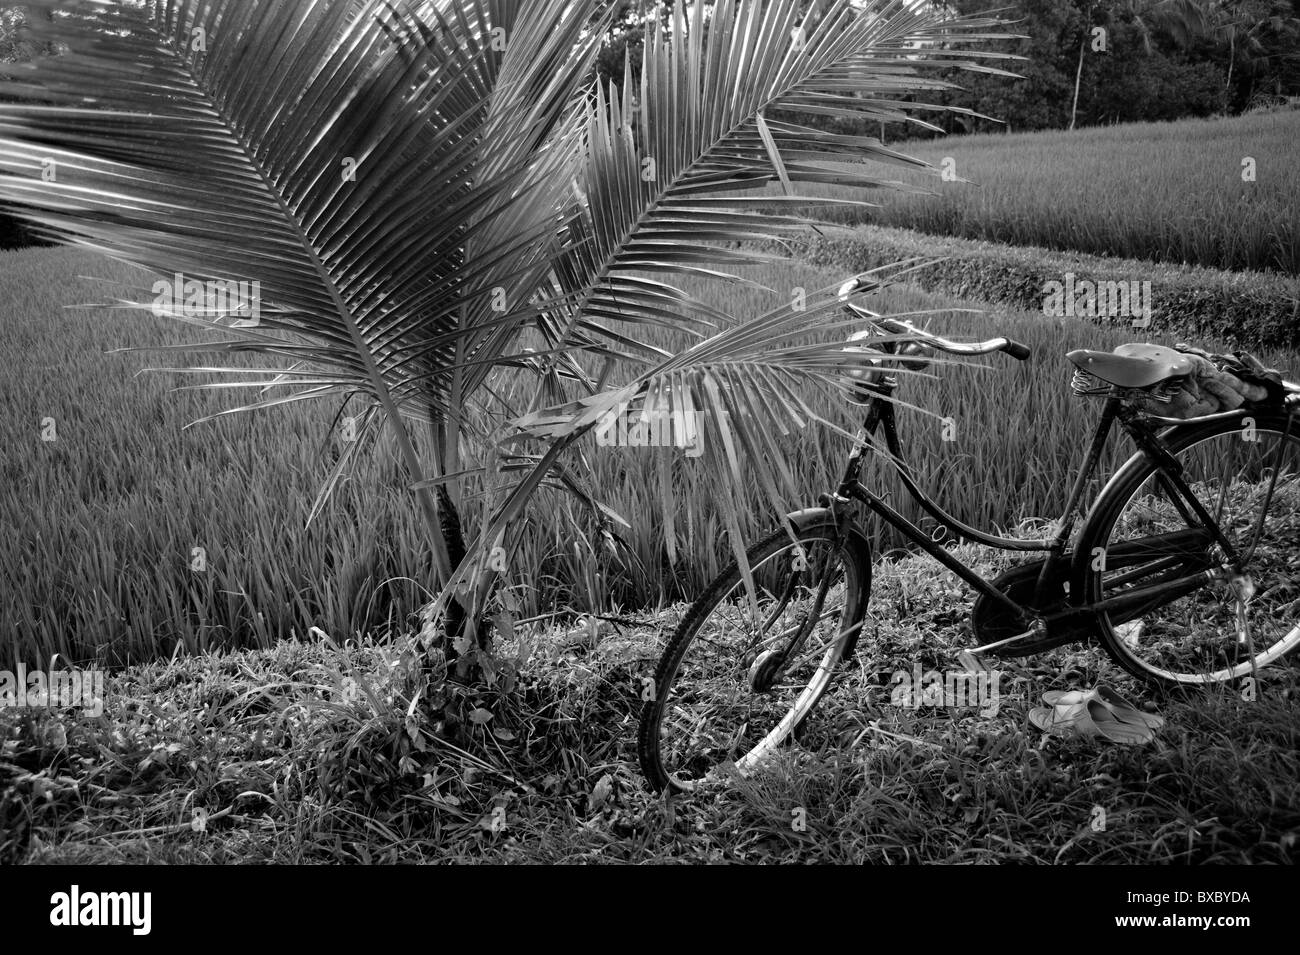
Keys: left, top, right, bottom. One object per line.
{"left": 637, "top": 518, "right": 872, "bottom": 792}
{"left": 1078, "top": 409, "right": 1300, "bottom": 687}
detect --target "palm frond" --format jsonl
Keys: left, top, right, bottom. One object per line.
{"left": 541, "top": 0, "right": 1019, "bottom": 359}
{"left": 0, "top": 0, "right": 607, "bottom": 587}
{"left": 474, "top": 262, "right": 989, "bottom": 621}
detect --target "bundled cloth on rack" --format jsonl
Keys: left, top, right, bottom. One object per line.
{"left": 1135, "top": 344, "right": 1286, "bottom": 418}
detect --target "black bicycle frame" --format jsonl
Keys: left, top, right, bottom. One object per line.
{"left": 831, "top": 380, "right": 1240, "bottom": 629}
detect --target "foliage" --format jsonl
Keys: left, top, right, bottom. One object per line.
{"left": 0, "top": 0, "right": 1017, "bottom": 677}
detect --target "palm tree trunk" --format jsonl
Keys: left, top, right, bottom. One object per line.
{"left": 436, "top": 482, "right": 471, "bottom": 661}
{"left": 426, "top": 410, "right": 480, "bottom": 668}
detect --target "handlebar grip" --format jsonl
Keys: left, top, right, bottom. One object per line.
{"left": 1002, "top": 339, "right": 1031, "bottom": 361}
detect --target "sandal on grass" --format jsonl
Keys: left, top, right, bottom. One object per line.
{"left": 1084, "top": 698, "right": 1159, "bottom": 744}
{"left": 1029, "top": 701, "right": 1095, "bottom": 736}
{"left": 1092, "top": 685, "right": 1164, "bottom": 730}
{"left": 1030, "top": 685, "right": 1162, "bottom": 743}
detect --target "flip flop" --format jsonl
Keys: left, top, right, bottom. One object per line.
{"left": 1043, "top": 687, "right": 1165, "bottom": 730}
{"left": 1093, "top": 685, "right": 1165, "bottom": 730}
{"left": 1085, "top": 698, "right": 1158, "bottom": 744}
{"left": 1029, "top": 702, "right": 1096, "bottom": 736}
{"left": 1042, "top": 689, "right": 1088, "bottom": 706}
{"left": 1032, "top": 686, "right": 1163, "bottom": 743}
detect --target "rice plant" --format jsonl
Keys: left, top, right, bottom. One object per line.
{"left": 6, "top": 247, "right": 1292, "bottom": 667}
{"left": 773, "top": 111, "right": 1300, "bottom": 275}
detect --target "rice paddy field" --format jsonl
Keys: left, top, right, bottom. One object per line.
{"left": 787, "top": 110, "right": 1300, "bottom": 275}
{"left": 3, "top": 236, "right": 1297, "bottom": 670}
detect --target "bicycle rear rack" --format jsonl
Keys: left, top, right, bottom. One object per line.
{"left": 1137, "top": 407, "right": 1253, "bottom": 426}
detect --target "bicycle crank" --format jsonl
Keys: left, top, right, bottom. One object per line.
{"left": 968, "top": 620, "right": 1049, "bottom": 656}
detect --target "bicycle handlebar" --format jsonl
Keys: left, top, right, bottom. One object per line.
{"left": 837, "top": 277, "right": 1031, "bottom": 362}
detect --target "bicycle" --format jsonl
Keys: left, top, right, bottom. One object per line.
{"left": 637, "top": 276, "right": 1300, "bottom": 792}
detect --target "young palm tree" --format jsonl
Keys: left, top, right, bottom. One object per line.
{"left": 0, "top": 0, "right": 1013, "bottom": 671}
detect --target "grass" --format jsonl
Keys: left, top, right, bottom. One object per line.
{"left": 781, "top": 111, "right": 1300, "bottom": 275}
{"left": 4, "top": 544, "right": 1296, "bottom": 863}
{"left": 3, "top": 245, "right": 1297, "bottom": 668}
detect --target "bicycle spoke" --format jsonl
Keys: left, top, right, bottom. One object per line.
{"left": 642, "top": 529, "right": 864, "bottom": 791}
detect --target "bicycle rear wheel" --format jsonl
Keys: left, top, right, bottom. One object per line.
{"left": 1082, "top": 410, "right": 1300, "bottom": 686}
{"left": 637, "top": 519, "right": 871, "bottom": 792}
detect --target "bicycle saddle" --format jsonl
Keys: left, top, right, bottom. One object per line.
{"left": 1065, "top": 343, "right": 1193, "bottom": 389}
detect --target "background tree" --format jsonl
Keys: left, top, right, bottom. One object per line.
{"left": 930, "top": 0, "right": 1293, "bottom": 134}
{"left": 1203, "top": 0, "right": 1300, "bottom": 108}
{"left": 595, "top": 0, "right": 674, "bottom": 87}
{"left": 930, "top": 0, "right": 1085, "bottom": 134}
{"left": 0, "top": 6, "right": 55, "bottom": 249}
{"left": 1075, "top": 0, "right": 1228, "bottom": 126}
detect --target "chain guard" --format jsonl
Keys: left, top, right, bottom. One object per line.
{"left": 971, "top": 559, "right": 1091, "bottom": 657}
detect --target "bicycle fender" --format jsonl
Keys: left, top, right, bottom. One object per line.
{"left": 783, "top": 507, "right": 874, "bottom": 572}
{"left": 783, "top": 507, "right": 875, "bottom": 659}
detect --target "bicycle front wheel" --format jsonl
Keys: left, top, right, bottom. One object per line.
{"left": 637, "top": 520, "right": 871, "bottom": 793}
{"left": 1082, "top": 410, "right": 1300, "bottom": 686}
